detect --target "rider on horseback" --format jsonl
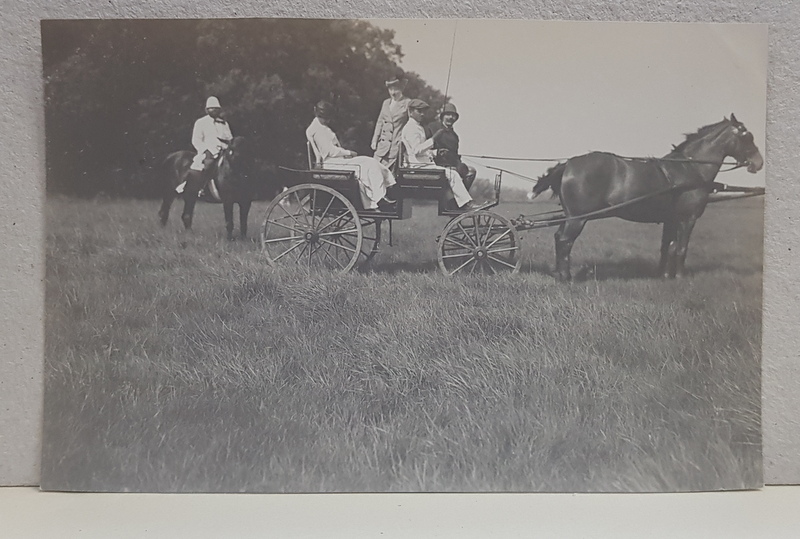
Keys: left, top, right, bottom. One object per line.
{"left": 177, "top": 96, "right": 233, "bottom": 197}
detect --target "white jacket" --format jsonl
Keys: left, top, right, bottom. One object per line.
{"left": 192, "top": 115, "right": 233, "bottom": 157}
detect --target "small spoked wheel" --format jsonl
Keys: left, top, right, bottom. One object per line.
{"left": 437, "top": 210, "right": 521, "bottom": 276}
{"left": 357, "top": 217, "right": 383, "bottom": 268}
{"left": 260, "top": 184, "right": 363, "bottom": 272}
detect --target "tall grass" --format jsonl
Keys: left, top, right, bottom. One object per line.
{"left": 42, "top": 195, "right": 762, "bottom": 492}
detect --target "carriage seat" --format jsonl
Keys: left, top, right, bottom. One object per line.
{"left": 304, "top": 139, "right": 358, "bottom": 183}
{"left": 394, "top": 143, "right": 448, "bottom": 200}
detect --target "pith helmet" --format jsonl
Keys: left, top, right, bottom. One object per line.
{"left": 205, "top": 96, "right": 221, "bottom": 109}
{"left": 439, "top": 102, "right": 459, "bottom": 121}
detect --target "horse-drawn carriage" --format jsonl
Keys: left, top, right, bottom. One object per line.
{"left": 259, "top": 142, "right": 523, "bottom": 275}
{"left": 260, "top": 114, "right": 764, "bottom": 280}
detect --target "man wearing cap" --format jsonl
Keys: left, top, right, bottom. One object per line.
{"left": 370, "top": 68, "right": 411, "bottom": 170}
{"left": 401, "top": 99, "right": 475, "bottom": 210}
{"left": 426, "top": 103, "right": 476, "bottom": 191}
{"left": 177, "top": 96, "right": 233, "bottom": 197}
{"left": 307, "top": 101, "right": 396, "bottom": 210}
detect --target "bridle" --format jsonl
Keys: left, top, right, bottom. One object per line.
{"left": 727, "top": 122, "right": 756, "bottom": 172}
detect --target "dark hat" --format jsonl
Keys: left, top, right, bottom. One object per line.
{"left": 385, "top": 67, "right": 407, "bottom": 87}
{"left": 439, "top": 102, "right": 459, "bottom": 120}
{"left": 314, "top": 100, "right": 335, "bottom": 119}
{"left": 408, "top": 99, "right": 430, "bottom": 111}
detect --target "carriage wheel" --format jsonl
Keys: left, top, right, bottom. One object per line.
{"left": 260, "top": 184, "right": 363, "bottom": 273}
{"left": 357, "top": 218, "right": 382, "bottom": 269}
{"left": 438, "top": 210, "right": 521, "bottom": 276}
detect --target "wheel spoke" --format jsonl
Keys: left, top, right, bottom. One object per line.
{"left": 338, "top": 234, "right": 358, "bottom": 249}
{"left": 486, "top": 246, "right": 519, "bottom": 255}
{"left": 320, "top": 237, "right": 357, "bottom": 253}
{"left": 482, "top": 218, "right": 494, "bottom": 245}
{"left": 310, "top": 189, "right": 317, "bottom": 228}
{"left": 487, "top": 254, "right": 517, "bottom": 270}
{"left": 316, "top": 211, "right": 350, "bottom": 234}
{"left": 293, "top": 191, "right": 312, "bottom": 227}
{"left": 486, "top": 228, "right": 512, "bottom": 249}
{"left": 441, "top": 252, "right": 474, "bottom": 260}
{"left": 319, "top": 227, "right": 359, "bottom": 238}
{"left": 320, "top": 192, "right": 335, "bottom": 223}
{"left": 320, "top": 243, "right": 346, "bottom": 269}
{"left": 457, "top": 221, "right": 478, "bottom": 248}
{"left": 450, "top": 255, "right": 477, "bottom": 275}
{"left": 276, "top": 200, "right": 304, "bottom": 228}
{"left": 262, "top": 233, "right": 304, "bottom": 244}
{"left": 271, "top": 240, "right": 306, "bottom": 262}
{"left": 443, "top": 236, "right": 473, "bottom": 251}
{"left": 295, "top": 242, "right": 312, "bottom": 263}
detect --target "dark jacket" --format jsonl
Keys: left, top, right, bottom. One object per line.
{"left": 425, "top": 119, "right": 461, "bottom": 168}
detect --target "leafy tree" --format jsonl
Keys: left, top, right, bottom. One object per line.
{"left": 43, "top": 19, "right": 446, "bottom": 197}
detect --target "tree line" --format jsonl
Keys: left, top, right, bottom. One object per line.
{"left": 43, "top": 19, "right": 447, "bottom": 197}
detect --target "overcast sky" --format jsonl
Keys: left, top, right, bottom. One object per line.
{"left": 366, "top": 19, "right": 767, "bottom": 188}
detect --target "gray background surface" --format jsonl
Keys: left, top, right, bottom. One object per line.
{"left": 1, "top": 1, "right": 797, "bottom": 487}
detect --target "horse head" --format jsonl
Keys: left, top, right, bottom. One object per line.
{"left": 728, "top": 114, "right": 763, "bottom": 174}
{"left": 221, "top": 136, "right": 248, "bottom": 168}
{"left": 217, "top": 136, "right": 250, "bottom": 187}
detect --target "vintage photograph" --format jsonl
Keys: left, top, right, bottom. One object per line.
{"left": 42, "top": 19, "right": 766, "bottom": 492}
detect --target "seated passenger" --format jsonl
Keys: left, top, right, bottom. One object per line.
{"left": 306, "top": 101, "right": 396, "bottom": 210}
{"left": 426, "top": 102, "right": 477, "bottom": 191}
{"left": 401, "top": 99, "right": 475, "bottom": 211}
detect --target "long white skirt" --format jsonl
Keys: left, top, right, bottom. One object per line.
{"left": 323, "top": 156, "right": 396, "bottom": 210}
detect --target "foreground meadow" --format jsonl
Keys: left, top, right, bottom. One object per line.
{"left": 42, "top": 195, "right": 763, "bottom": 492}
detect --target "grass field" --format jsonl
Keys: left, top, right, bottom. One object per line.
{"left": 42, "top": 194, "right": 763, "bottom": 492}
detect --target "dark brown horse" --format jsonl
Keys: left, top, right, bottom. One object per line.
{"left": 532, "top": 114, "right": 763, "bottom": 281}
{"left": 159, "top": 136, "right": 255, "bottom": 240}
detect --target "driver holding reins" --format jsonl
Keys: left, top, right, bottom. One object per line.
{"left": 178, "top": 96, "right": 233, "bottom": 195}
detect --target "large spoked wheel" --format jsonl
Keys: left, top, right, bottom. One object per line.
{"left": 357, "top": 217, "right": 382, "bottom": 269}
{"left": 438, "top": 210, "right": 521, "bottom": 276}
{"left": 260, "top": 184, "right": 363, "bottom": 273}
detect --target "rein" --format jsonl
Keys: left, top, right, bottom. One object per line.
{"left": 461, "top": 153, "right": 741, "bottom": 167}
{"left": 461, "top": 154, "right": 746, "bottom": 185}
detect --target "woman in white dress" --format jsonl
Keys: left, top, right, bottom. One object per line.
{"left": 306, "top": 101, "right": 396, "bottom": 210}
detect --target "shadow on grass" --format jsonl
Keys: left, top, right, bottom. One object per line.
{"left": 361, "top": 259, "right": 440, "bottom": 275}
{"left": 522, "top": 258, "right": 761, "bottom": 282}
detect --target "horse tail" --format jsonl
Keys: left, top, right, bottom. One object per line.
{"left": 532, "top": 162, "right": 566, "bottom": 198}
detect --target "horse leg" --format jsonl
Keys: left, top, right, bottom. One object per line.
{"left": 554, "top": 219, "right": 586, "bottom": 282}
{"left": 239, "top": 200, "right": 252, "bottom": 240}
{"left": 673, "top": 218, "right": 698, "bottom": 278}
{"left": 658, "top": 219, "right": 677, "bottom": 278}
{"left": 158, "top": 193, "right": 174, "bottom": 227}
{"left": 181, "top": 169, "right": 204, "bottom": 230}
{"left": 223, "top": 201, "right": 235, "bottom": 241}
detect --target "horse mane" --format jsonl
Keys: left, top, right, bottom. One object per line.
{"left": 668, "top": 118, "right": 730, "bottom": 156}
